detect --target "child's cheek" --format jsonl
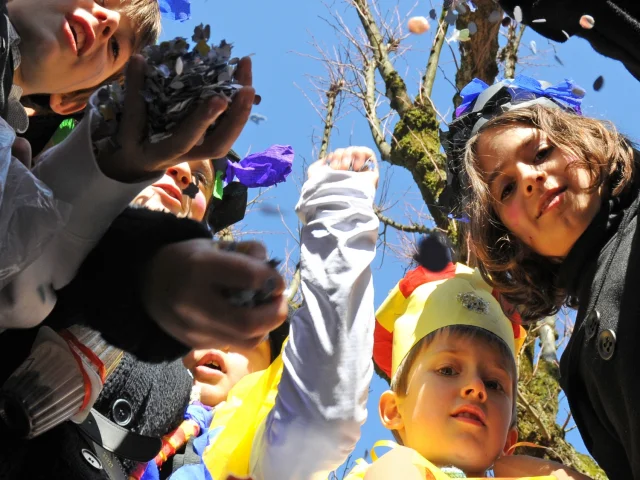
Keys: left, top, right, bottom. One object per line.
{"left": 504, "top": 201, "right": 520, "bottom": 230}
{"left": 191, "top": 194, "right": 207, "bottom": 220}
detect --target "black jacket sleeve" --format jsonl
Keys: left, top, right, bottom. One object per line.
{"left": 498, "top": 0, "right": 640, "bottom": 81}
{"left": 46, "top": 207, "right": 212, "bottom": 362}
{"left": 0, "top": 1, "right": 14, "bottom": 119}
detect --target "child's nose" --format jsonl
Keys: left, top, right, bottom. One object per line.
{"left": 520, "top": 164, "right": 546, "bottom": 196}
{"left": 461, "top": 378, "right": 487, "bottom": 402}
{"left": 94, "top": 6, "right": 120, "bottom": 40}
{"left": 167, "top": 163, "right": 193, "bottom": 189}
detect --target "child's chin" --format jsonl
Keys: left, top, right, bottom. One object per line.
{"left": 199, "top": 384, "right": 230, "bottom": 408}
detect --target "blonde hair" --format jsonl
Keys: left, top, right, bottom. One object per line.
{"left": 461, "top": 105, "right": 637, "bottom": 321}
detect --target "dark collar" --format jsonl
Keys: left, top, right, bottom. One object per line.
{"left": 559, "top": 184, "right": 638, "bottom": 297}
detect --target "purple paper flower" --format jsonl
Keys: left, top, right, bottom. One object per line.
{"left": 226, "top": 145, "right": 294, "bottom": 188}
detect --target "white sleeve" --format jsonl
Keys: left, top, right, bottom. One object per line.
{"left": 250, "top": 167, "right": 379, "bottom": 480}
{"left": 0, "top": 106, "right": 158, "bottom": 328}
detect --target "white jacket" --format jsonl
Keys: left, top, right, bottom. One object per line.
{"left": 250, "top": 167, "right": 379, "bottom": 479}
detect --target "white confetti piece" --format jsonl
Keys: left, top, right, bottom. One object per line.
{"left": 513, "top": 5, "right": 523, "bottom": 23}
{"left": 532, "top": 18, "right": 547, "bottom": 23}
{"left": 529, "top": 40, "right": 537, "bottom": 54}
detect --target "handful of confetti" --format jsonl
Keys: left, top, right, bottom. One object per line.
{"left": 93, "top": 24, "right": 245, "bottom": 144}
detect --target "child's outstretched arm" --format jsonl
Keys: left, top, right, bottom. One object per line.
{"left": 250, "top": 147, "right": 380, "bottom": 479}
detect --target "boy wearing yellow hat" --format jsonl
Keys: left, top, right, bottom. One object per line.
{"left": 347, "top": 262, "right": 592, "bottom": 479}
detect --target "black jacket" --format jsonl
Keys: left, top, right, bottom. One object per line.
{"left": 499, "top": 0, "right": 640, "bottom": 81}
{"left": 0, "top": 208, "right": 213, "bottom": 479}
{"left": 559, "top": 178, "right": 640, "bottom": 479}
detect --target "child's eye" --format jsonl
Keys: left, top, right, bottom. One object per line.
{"left": 110, "top": 37, "right": 120, "bottom": 60}
{"left": 485, "top": 379, "right": 504, "bottom": 391}
{"left": 534, "top": 145, "right": 553, "bottom": 163}
{"left": 437, "top": 366, "right": 457, "bottom": 376}
{"left": 500, "top": 181, "right": 515, "bottom": 201}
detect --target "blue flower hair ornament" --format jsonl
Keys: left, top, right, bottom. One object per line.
{"left": 439, "top": 75, "right": 586, "bottom": 218}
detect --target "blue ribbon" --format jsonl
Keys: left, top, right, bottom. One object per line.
{"left": 455, "top": 75, "right": 585, "bottom": 117}
{"left": 159, "top": 0, "right": 191, "bottom": 22}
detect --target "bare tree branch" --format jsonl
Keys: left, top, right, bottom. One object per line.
{"left": 503, "top": 23, "right": 526, "bottom": 79}
{"left": 350, "top": 0, "right": 412, "bottom": 115}
{"left": 320, "top": 81, "right": 344, "bottom": 159}
{"left": 363, "top": 58, "right": 392, "bottom": 160}
{"left": 421, "top": 9, "right": 449, "bottom": 100}
{"left": 375, "top": 207, "right": 433, "bottom": 234}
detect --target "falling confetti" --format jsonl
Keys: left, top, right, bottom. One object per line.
{"left": 580, "top": 15, "right": 595, "bottom": 29}
{"left": 571, "top": 85, "right": 586, "bottom": 96}
{"left": 458, "top": 28, "right": 471, "bottom": 41}
{"left": 554, "top": 55, "right": 565, "bottom": 66}
{"left": 531, "top": 18, "right": 547, "bottom": 23}
{"left": 501, "top": 16, "right": 511, "bottom": 27}
{"left": 468, "top": 21, "right": 478, "bottom": 35}
{"left": 92, "top": 24, "right": 246, "bottom": 144}
{"left": 488, "top": 10, "right": 502, "bottom": 23}
{"left": 529, "top": 40, "right": 537, "bottom": 54}
{"left": 513, "top": 5, "right": 523, "bottom": 23}
{"left": 249, "top": 113, "right": 268, "bottom": 125}
{"left": 408, "top": 16, "right": 430, "bottom": 34}
{"left": 593, "top": 75, "right": 604, "bottom": 91}
{"left": 445, "top": 9, "right": 457, "bottom": 26}
{"left": 562, "top": 30, "right": 571, "bottom": 40}
{"left": 429, "top": 8, "right": 437, "bottom": 20}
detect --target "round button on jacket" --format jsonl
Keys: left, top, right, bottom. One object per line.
{"left": 597, "top": 329, "right": 616, "bottom": 361}
{"left": 112, "top": 398, "right": 133, "bottom": 427}
{"left": 585, "top": 309, "right": 600, "bottom": 340}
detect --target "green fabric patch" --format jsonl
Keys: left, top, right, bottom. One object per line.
{"left": 213, "top": 170, "right": 224, "bottom": 200}
{"left": 51, "top": 118, "right": 77, "bottom": 146}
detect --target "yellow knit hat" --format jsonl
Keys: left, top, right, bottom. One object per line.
{"left": 374, "top": 263, "right": 526, "bottom": 379}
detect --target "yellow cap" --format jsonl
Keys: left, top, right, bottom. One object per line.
{"left": 374, "top": 263, "right": 526, "bottom": 379}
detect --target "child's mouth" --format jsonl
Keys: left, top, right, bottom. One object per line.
{"left": 452, "top": 406, "right": 486, "bottom": 426}
{"left": 68, "top": 21, "right": 86, "bottom": 55}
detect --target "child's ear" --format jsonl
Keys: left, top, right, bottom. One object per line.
{"left": 502, "top": 426, "right": 518, "bottom": 456}
{"left": 49, "top": 94, "right": 86, "bottom": 116}
{"left": 379, "top": 390, "right": 404, "bottom": 431}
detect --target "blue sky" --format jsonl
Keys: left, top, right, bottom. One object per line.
{"left": 161, "top": 0, "right": 640, "bottom": 474}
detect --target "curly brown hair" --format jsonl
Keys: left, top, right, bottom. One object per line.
{"left": 461, "top": 105, "right": 636, "bottom": 321}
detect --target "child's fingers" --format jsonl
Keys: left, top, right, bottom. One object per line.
{"left": 233, "top": 57, "right": 253, "bottom": 87}
{"left": 118, "top": 55, "right": 148, "bottom": 147}
{"left": 145, "top": 96, "right": 227, "bottom": 167}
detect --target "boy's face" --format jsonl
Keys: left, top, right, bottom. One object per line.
{"left": 183, "top": 339, "right": 272, "bottom": 407}
{"left": 9, "top": 0, "right": 135, "bottom": 95}
{"left": 381, "top": 333, "right": 517, "bottom": 476}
